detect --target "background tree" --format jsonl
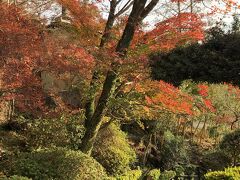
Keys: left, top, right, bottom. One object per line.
{"left": 150, "top": 27, "right": 240, "bottom": 86}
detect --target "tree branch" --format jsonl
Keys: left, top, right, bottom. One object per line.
{"left": 140, "top": 0, "right": 160, "bottom": 21}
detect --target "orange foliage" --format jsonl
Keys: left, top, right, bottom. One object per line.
{"left": 57, "top": 0, "right": 102, "bottom": 28}
{"left": 197, "top": 84, "right": 209, "bottom": 97}
{"left": 136, "top": 81, "right": 216, "bottom": 117}
{"left": 197, "top": 83, "right": 215, "bottom": 112}
{"left": 226, "top": 83, "right": 240, "bottom": 100}
{"left": 139, "top": 80, "right": 194, "bottom": 115}
{"left": 133, "top": 13, "right": 204, "bottom": 52}
{"left": 57, "top": 0, "right": 105, "bottom": 47}
{"left": 0, "top": 3, "right": 95, "bottom": 116}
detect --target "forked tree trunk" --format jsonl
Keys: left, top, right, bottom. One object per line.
{"left": 80, "top": 0, "right": 159, "bottom": 155}
{"left": 80, "top": 10, "right": 139, "bottom": 155}
{"left": 84, "top": 0, "right": 118, "bottom": 122}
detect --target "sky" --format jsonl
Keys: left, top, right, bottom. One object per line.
{"left": 40, "top": 0, "right": 240, "bottom": 30}
{"left": 98, "top": 0, "right": 240, "bottom": 30}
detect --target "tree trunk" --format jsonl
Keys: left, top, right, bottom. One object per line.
{"left": 80, "top": 0, "right": 159, "bottom": 155}
{"left": 99, "top": 0, "right": 117, "bottom": 47}
{"left": 84, "top": 0, "right": 118, "bottom": 122}
{"left": 81, "top": 70, "right": 118, "bottom": 154}
{"left": 80, "top": 15, "right": 138, "bottom": 154}
{"left": 62, "top": 6, "right": 67, "bottom": 18}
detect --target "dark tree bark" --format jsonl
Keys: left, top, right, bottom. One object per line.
{"left": 100, "top": 0, "right": 134, "bottom": 47}
{"left": 84, "top": 0, "right": 134, "bottom": 122}
{"left": 80, "top": 0, "right": 159, "bottom": 155}
{"left": 99, "top": 0, "right": 117, "bottom": 47}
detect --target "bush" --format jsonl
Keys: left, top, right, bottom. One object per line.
{"left": 1, "top": 175, "right": 31, "bottom": 180}
{"left": 201, "top": 151, "right": 232, "bottom": 172}
{"left": 205, "top": 166, "right": 240, "bottom": 180}
{"left": 116, "top": 170, "right": 142, "bottom": 180}
{"left": 205, "top": 171, "right": 234, "bottom": 180}
{"left": 93, "top": 123, "right": 136, "bottom": 176}
{"left": 5, "top": 148, "right": 107, "bottom": 180}
{"left": 22, "top": 115, "right": 85, "bottom": 150}
{"left": 159, "top": 170, "right": 176, "bottom": 180}
{"left": 158, "top": 131, "right": 189, "bottom": 170}
{"left": 146, "top": 169, "right": 161, "bottom": 180}
{"left": 220, "top": 129, "right": 240, "bottom": 166}
{"left": 174, "top": 165, "right": 185, "bottom": 177}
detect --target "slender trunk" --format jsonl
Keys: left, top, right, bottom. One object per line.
{"left": 177, "top": 0, "right": 182, "bottom": 33}
{"left": 143, "top": 134, "right": 152, "bottom": 166}
{"left": 7, "top": 99, "right": 14, "bottom": 122}
{"left": 190, "top": 0, "right": 193, "bottom": 14}
{"left": 81, "top": 70, "right": 118, "bottom": 154}
{"left": 84, "top": 71, "right": 99, "bottom": 123}
{"left": 62, "top": 6, "right": 67, "bottom": 18}
{"left": 193, "top": 118, "right": 201, "bottom": 136}
{"left": 190, "top": 119, "right": 194, "bottom": 142}
{"left": 100, "top": 0, "right": 117, "bottom": 47}
{"left": 230, "top": 113, "right": 239, "bottom": 130}
{"left": 177, "top": 0, "right": 181, "bottom": 14}
{"left": 233, "top": 150, "right": 237, "bottom": 166}
{"left": 84, "top": 1, "right": 117, "bottom": 121}
{"left": 199, "top": 116, "right": 207, "bottom": 143}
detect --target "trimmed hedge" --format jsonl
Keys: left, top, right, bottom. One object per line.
{"left": 93, "top": 123, "right": 136, "bottom": 176}
{"left": 116, "top": 170, "right": 142, "bottom": 180}
{"left": 5, "top": 148, "right": 107, "bottom": 180}
{"left": 205, "top": 166, "right": 240, "bottom": 180}
{"left": 1, "top": 175, "right": 31, "bottom": 180}
{"left": 146, "top": 169, "right": 161, "bottom": 180}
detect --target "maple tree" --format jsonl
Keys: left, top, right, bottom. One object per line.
{"left": 0, "top": 3, "right": 95, "bottom": 117}
{"left": 137, "top": 81, "right": 216, "bottom": 124}
{"left": 58, "top": 0, "right": 159, "bottom": 154}
{"left": 1, "top": 0, "right": 239, "bottom": 157}
{"left": 0, "top": 3, "right": 46, "bottom": 116}
{"left": 131, "top": 0, "right": 206, "bottom": 53}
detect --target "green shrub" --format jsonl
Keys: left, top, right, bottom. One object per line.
{"left": 205, "top": 171, "right": 234, "bottom": 180}
{"left": 205, "top": 166, "right": 240, "bottom": 180}
{"left": 201, "top": 151, "right": 232, "bottom": 171}
{"left": 160, "top": 170, "right": 176, "bottom": 180}
{"left": 93, "top": 123, "right": 136, "bottom": 176}
{"left": 5, "top": 148, "right": 107, "bottom": 180}
{"left": 0, "top": 175, "right": 31, "bottom": 180}
{"left": 184, "top": 164, "right": 197, "bottom": 176}
{"left": 174, "top": 165, "right": 185, "bottom": 177}
{"left": 116, "top": 170, "right": 142, "bottom": 180}
{"left": 220, "top": 129, "right": 240, "bottom": 166}
{"left": 22, "top": 115, "right": 85, "bottom": 149}
{"left": 159, "top": 131, "right": 189, "bottom": 170}
{"left": 1, "top": 175, "right": 31, "bottom": 180}
{"left": 146, "top": 169, "right": 161, "bottom": 180}
{"left": 225, "top": 167, "right": 240, "bottom": 176}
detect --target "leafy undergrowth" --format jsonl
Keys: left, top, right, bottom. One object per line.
{"left": 0, "top": 127, "right": 27, "bottom": 153}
